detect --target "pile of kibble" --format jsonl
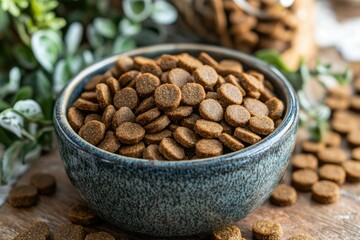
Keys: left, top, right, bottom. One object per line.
{"left": 67, "top": 52, "right": 284, "bottom": 160}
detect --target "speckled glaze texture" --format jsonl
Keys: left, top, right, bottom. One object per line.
{"left": 54, "top": 44, "right": 299, "bottom": 237}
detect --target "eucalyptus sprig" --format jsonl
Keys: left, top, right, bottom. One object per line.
{"left": 256, "top": 50, "right": 352, "bottom": 142}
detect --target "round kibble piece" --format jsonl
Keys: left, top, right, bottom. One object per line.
{"left": 144, "top": 115, "right": 171, "bottom": 133}
{"left": 102, "top": 105, "right": 116, "bottom": 129}
{"left": 239, "top": 73, "right": 263, "bottom": 92}
{"left": 73, "top": 98, "right": 100, "bottom": 112}
{"left": 166, "top": 106, "right": 193, "bottom": 120}
{"left": 311, "top": 180, "right": 340, "bottom": 204}
{"left": 325, "top": 96, "right": 350, "bottom": 110}
{"left": 136, "top": 108, "right": 161, "bottom": 126}
{"left": 319, "top": 164, "right": 346, "bottom": 185}
{"left": 173, "top": 127, "right": 199, "bottom": 148}
{"left": 98, "top": 131, "right": 121, "bottom": 153}
{"left": 343, "top": 160, "right": 360, "bottom": 182}
{"left": 96, "top": 83, "right": 112, "bottom": 109}
{"left": 218, "top": 133, "right": 244, "bottom": 151}
{"left": 194, "top": 119, "right": 223, "bottom": 138}
{"left": 323, "top": 131, "right": 341, "bottom": 147}
{"left": 14, "top": 221, "right": 51, "bottom": 240}
{"left": 158, "top": 54, "right": 178, "bottom": 71}
{"left": 291, "top": 169, "right": 319, "bottom": 192}
{"left": 182, "top": 113, "right": 201, "bottom": 129}
{"left": 79, "top": 120, "right": 106, "bottom": 146}
{"left": 168, "top": 68, "right": 190, "bottom": 88}
{"left": 217, "top": 83, "right": 243, "bottom": 105}
{"left": 181, "top": 83, "right": 206, "bottom": 106}
{"left": 85, "top": 232, "right": 115, "bottom": 240}
{"left": 113, "top": 87, "right": 139, "bottom": 110}
{"left": 352, "top": 147, "right": 360, "bottom": 161}
{"left": 347, "top": 130, "right": 360, "bottom": 147}
{"left": 178, "top": 53, "right": 203, "bottom": 72}
{"left": 116, "top": 56, "right": 134, "bottom": 72}
{"left": 106, "top": 77, "right": 120, "bottom": 94}
{"left": 331, "top": 117, "right": 356, "bottom": 134}
{"left": 135, "top": 73, "right": 160, "bottom": 97}
{"left": 84, "top": 113, "right": 101, "bottom": 123}
{"left": 9, "top": 185, "right": 38, "bottom": 207}
{"left": 291, "top": 154, "right": 318, "bottom": 171}
{"left": 30, "top": 173, "right": 56, "bottom": 195}
{"left": 252, "top": 219, "right": 283, "bottom": 240}
{"left": 134, "top": 56, "right": 154, "bottom": 69}
{"left": 67, "top": 107, "right": 84, "bottom": 132}
{"left": 119, "top": 70, "right": 140, "bottom": 86}
{"left": 301, "top": 140, "right": 325, "bottom": 154}
{"left": 81, "top": 91, "right": 98, "bottom": 102}
{"left": 84, "top": 75, "right": 102, "bottom": 91}
{"left": 154, "top": 84, "right": 181, "bottom": 111}
{"left": 206, "top": 91, "right": 219, "bottom": 100}
{"left": 244, "top": 98, "right": 269, "bottom": 117}
{"left": 198, "top": 52, "right": 219, "bottom": 68}
{"left": 112, "top": 107, "right": 135, "bottom": 129}
{"left": 234, "top": 127, "right": 262, "bottom": 145}
{"left": 220, "top": 120, "right": 234, "bottom": 135}
{"left": 143, "top": 144, "right": 166, "bottom": 160}
{"left": 266, "top": 97, "right": 284, "bottom": 120}
{"left": 212, "top": 225, "right": 242, "bottom": 240}
{"left": 144, "top": 129, "right": 172, "bottom": 144}
{"left": 116, "top": 122, "right": 145, "bottom": 144}
{"left": 159, "top": 138, "right": 185, "bottom": 160}
{"left": 118, "top": 142, "right": 145, "bottom": 158}
{"left": 68, "top": 204, "right": 98, "bottom": 225}
{"left": 195, "top": 139, "right": 223, "bottom": 158}
{"left": 248, "top": 116, "right": 275, "bottom": 135}
{"left": 54, "top": 224, "right": 85, "bottom": 240}
{"left": 351, "top": 95, "right": 360, "bottom": 110}
{"left": 199, "top": 99, "right": 224, "bottom": 122}
{"left": 270, "top": 184, "right": 297, "bottom": 206}
{"left": 193, "top": 65, "right": 218, "bottom": 89}
{"left": 288, "top": 234, "right": 315, "bottom": 240}
{"left": 318, "top": 147, "right": 347, "bottom": 165}
{"left": 224, "top": 105, "right": 251, "bottom": 127}
{"left": 140, "top": 62, "right": 163, "bottom": 77}
{"left": 135, "top": 96, "right": 156, "bottom": 115}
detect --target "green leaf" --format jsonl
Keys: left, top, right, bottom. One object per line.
{"left": 0, "top": 100, "right": 10, "bottom": 112}
{"left": 38, "top": 95, "right": 53, "bottom": 121}
{"left": 112, "top": 36, "right": 136, "bottom": 54}
{"left": 93, "top": 18, "right": 117, "bottom": 38}
{"left": 0, "top": 127, "right": 14, "bottom": 148}
{"left": 11, "top": 86, "right": 33, "bottom": 104}
{"left": 308, "top": 120, "right": 329, "bottom": 142}
{"left": 8, "top": 67, "right": 21, "bottom": 92}
{"left": 35, "top": 70, "right": 52, "bottom": 99}
{"left": 0, "top": 109, "right": 24, "bottom": 138}
{"left": 255, "top": 50, "right": 291, "bottom": 72}
{"left": 82, "top": 50, "right": 94, "bottom": 65}
{"left": 122, "top": 0, "right": 153, "bottom": 22}
{"left": 53, "top": 59, "right": 71, "bottom": 93}
{"left": 66, "top": 54, "right": 84, "bottom": 75}
{"left": 86, "top": 24, "right": 104, "bottom": 48}
{"left": 0, "top": 8, "right": 9, "bottom": 32}
{"left": 65, "top": 22, "right": 83, "bottom": 55}
{"left": 151, "top": 0, "right": 178, "bottom": 25}
{"left": 14, "top": 44, "right": 37, "bottom": 69}
{"left": 119, "top": 18, "right": 141, "bottom": 36}
{"left": 135, "top": 25, "right": 165, "bottom": 45}
{"left": 334, "top": 67, "right": 352, "bottom": 85}
{"left": 0, "top": 141, "right": 25, "bottom": 184}
{"left": 13, "top": 100, "right": 43, "bottom": 119}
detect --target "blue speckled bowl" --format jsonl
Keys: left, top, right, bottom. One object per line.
{"left": 54, "top": 44, "right": 299, "bottom": 237}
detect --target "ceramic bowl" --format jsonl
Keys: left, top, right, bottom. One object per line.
{"left": 54, "top": 44, "right": 299, "bottom": 237}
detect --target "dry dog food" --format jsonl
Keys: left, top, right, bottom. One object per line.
{"left": 317, "top": 147, "right": 347, "bottom": 165}
{"left": 212, "top": 225, "right": 242, "bottom": 240}
{"left": 270, "top": 184, "right": 297, "bottom": 206}
{"left": 287, "top": 234, "right": 315, "bottom": 240}
{"left": 13, "top": 222, "right": 51, "bottom": 240}
{"left": 85, "top": 232, "right": 115, "bottom": 240}
{"left": 352, "top": 147, "right": 360, "bottom": 161}
{"left": 311, "top": 180, "right": 340, "bottom": 204}
{"left": 68, "top": 204, "right": 98, "bottom": 225}
{"left": 53, "top": 224, "right": 86, "bottom": 240}
{"left": 343, "top": 160, "right": 360, "bottom": 182}
{"left": 318, "top": 164, "right": 346, "bottom": 185}
{"left": 291, "top": 154, "right": 318, "bottom": 171}
{"left": 8, "top": 185, "right": 38, "bottom": 208}
{"left": 68, "top": 52, "right": 285, "bottom": 160}
{"left": 252, "top": 219, "right": 283, "bottom": 240}
{"left": 291, "top": 169, "right": 318, "bottom": 192}
{"left": 30, "top": 173, "right": 57, "bottom": 195}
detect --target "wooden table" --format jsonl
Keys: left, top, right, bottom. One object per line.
{"left": 1, "top": 48, "right": 360, "bottom": 240}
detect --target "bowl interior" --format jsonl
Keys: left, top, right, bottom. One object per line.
{"left": 55, "top": 43, "right": 298, "bottom": 167}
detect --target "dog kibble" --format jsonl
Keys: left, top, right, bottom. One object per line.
{"left": 85, "top": 232, "right": 115, "bottom": 240}
{"left": 68, "top": 204, "right": 98, "bottom": 225}
{"left": 291, "top": 154, "right": 318, "bottom": 171}
{"left": 323, "top": 131, "right": 341, "bottom": 147}
{"left": 270, "top": 184, "right": 297, "bottom": 206}
{"left": 287, "top": 234, "right": 315, "bottom": 240}
{"left": 343, "top": 161, "right": 360, "bottom": 182}
{"left": 347, "top": 130, "right": 360, "bottom": 147}
{"left": 291, "top": 169, "right": 318, "bottom": 192}
{"left": 301, "top": 140, "right": 325, "bottom": 154}
{"left": 70, "top": 52, "right": 284, "bottom": 160}
{"left": 54, "top": 224, "right": 86, "bottom": 240}
{"left": 319, "top": 164, "right": 346, "bottom": 185}
{"left": 318, "top": 147, "right": 347, "bottom": 165}
{"left": 13, "top": 222, "right": 51, "bottom": 240}
{"left": 252, "top": 219, "right": 283, "bottom": 240}
{"left": 30, "top": 173, "right": 56, "bottom": 195}
{"left": 311, "top": 180, "right": 340, "bottom": 204}
{"left": 212, "top": 225, "right": 242, "bottom": 240}
{"left": 9, "top": 185, "right": 38, "bottom": 208}
{"left": 352, "top": 147, "right": 360, "bottom": 161}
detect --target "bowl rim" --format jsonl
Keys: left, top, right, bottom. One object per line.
{"left": 54, "top": 43, "right": 299, "bottom": 169}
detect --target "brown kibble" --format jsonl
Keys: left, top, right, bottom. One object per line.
{"left": 350, "top": 95, "right": 360, "bottom": 111}
{"left": 318, "top": 147, "right": 347, "bottom": 165}
{"left": 355, "top": 77, "right": 360, "bottom": 92}
{"left": 238, "top": 72, "right": 263, "bottom": 92}
{"left": 193, "top": 65, "right": 218, "bottom": 89}
{"left": 198, "top": 52, "right": 219, "bottom": 68}
{"left": 319, "top": 164, "right": 346, "bottom": 185}
{"left": 73, "top": 98, "right": 100, "bottom": 112}
{"left": 14, "top": 222, "right": 51, "bottom": 240}
{"left": 352, "top": 147, "right": 360, "bottom": 161}
{"left": 311, "top": 180, "right": 340, "bottom": 204}
{"left": 181, "top": 83, "right": 206, "bottom": 106}
{"left": 234, "top": 127, "right": 262, "bottom": 145}
{"left": 101, "top": 105, "right": 116, "bottom": 129}
{"left": 248, "top": 91, "right": 261, "bottom": 99}
{"left": 248, "top": 70, "right": 264, "bottom": 82}
{"left": 168, "top": 68, "right": 191, "bottom": 88}
{"left": 325, "top": 96, "right": 350, "bottom": 110}
{"left": 143, "top": 144, "right": 166, "bottom": 160}
{"left": 244, "top": 98, "right": 269, "bottom": 117}
{"left": 144, "top": 129, "right": 172, "bottom": 144}
{"left": 158, "top": 54, "right": 178, "bottom": 71}
{"left": 217, "top": 83, "right": 243, "bottom": 105}
{"left": 119, "top": 70, "right": 140, "bottom": 86}
{"left": 144, "top": 115, "right": 171, "bottom": 133}
{"left": 266, "top": 97, "right": 284, "bottom": 120}
{"left": 79, "top": 120, "right": 106, "bottom": 145}
{"left": 288, "top": 234, "right": 315, "bottom": 240}
{"left": 136, "top": 108, "right": 162, "bottom": 126}
{"left": 113, "top": 87, "right": 139, "bottom": 110}
{"left": 252, "top": 219, "right": 283, "bottom": 240}
{"left": 224, "top": 75, "right": 246, "bottom": 96}
{"left": 169, "top": 124, "right": 179, "bottom": 131}
{"left": 323, "top": 131, "right": 341, "bottom": 147}
{"left": 68, "top": 204, "right": 98, "bottom": 225}
{"left": 178, "top": 53, "right": 203, "bottom": 72}
{"left": 212, "top": 225, "right": 242, "bottom": 240}
{"left": 291, "top": 169, "right": 318, "bottom": 192}
{"left": 135, "top": 73, "right": 160, "bottom": 97}
{"left": 173, "top": 127, "right": 199, "bottom": 148}
{"left": 111, "top": 107, "right": 135, "bottom": 129}
{"left": 347, "top": 129, "right": 360, "bottom": 147}
{"left": 291, "top": 154, "right": 318, "bottom": 171}
{"left": 161, "top": 71, "right": 169, "bottom": 83}
{"left": 116, "top": 122, "right": 145, "bottom": 144}
{"left": 181, "top": 113, "right": 201, "bottom": 129}
{"left": 199, "top": 99, "right": 224, "bottom": 122}
{"left": 301, "top": 140, "right": 325, "bottom": 154}
{"left": 195, "top": 139, "right": 223, "bottom": 158}
{"left": 84, "top": 113, "right": 102, "bottom": 123}
{"left": 54, "top": 224, "right": 85, "bottom": 240}
{"left": 206, "top": 92, "right": 219, "bottom": 100}
{"left": 98, "top": 131, "right": 121, "bottom": 153}
{"left": 115, "top": 56, "right": 134, "bottom": 72}
{"left": 166, "top": 106, "right": 193, "bottom": 120}
{"left": 218, "top": 133, "right": 244, "bottom": 151}
{"left": 343, "top": 160, "right": 360, "bottom": 182}
{"left": 159, "top": 138, "right": 185, "bottom": 160}
{"left": 118, "top": 142, "right": 145, "bottom": 158}
{"left": 270, "top": 184, "right": 297, "bottom": 206}
{"left": 224, "top": 105, "right": 251, "bottom": 127}
{"left": 106, "top": 77, "right": 120, "bottom": 94}
{"left": 154, "top": 84, "right": 181, "bottom": 111}
{"left": 81, "top": 91, "right": 98, "bottom": 102}
{"left": 96, "top": 83, "right": 112, "bottom": 109}
{"left": 141, "top": 62, "right": 163, "bottom": 77}
{"left": 84, "top": 75, "right": 102, "bottom": 91}
{"left": 85, "top": 232, "right": 115, "bottom": 240}
{"left": 30, "top": 173, "right": 56, "bottom": 195}
{"left": 219, "top": 120, "right": 234, "bottom": 135}
{"left": 9, "top": 185, "right": 38, "bottom": 208}
{"left": 217, "top": 59, "right": 243, "bottom": 76}
{"left": 248, "top": 116, "right": 275, "bottom": 135}
{"left": 274, "top": 119, "right": 282, "bottom": 128}
{"left": 135, "top": 96, "right": 156, "bottom": 115}
{"left": 194, "top": 119, "right": 223, "bottom": 138}
{"left": 133, "top": 56, "right": 154, "bottom": 69}
{"left": 331, "top": 117, "right": 356, "bottom": 134}
{"left": 259, "top": 87, "right": 275, "bottom": 102}
{"left": 67, "top": 107, "right": 84, "bottom": 132}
